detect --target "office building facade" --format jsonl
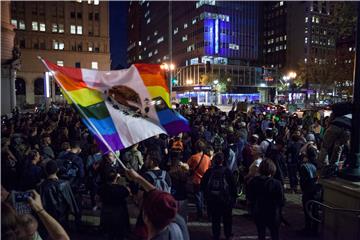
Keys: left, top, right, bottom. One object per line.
{"left": 127, "top": 1, "right": 272, "bottom": 103}
{"left": 10, "top": 0, "right": 110, "bottom": 105}
{"left": 263, "top": 1, "right": 336, "bottom": 71}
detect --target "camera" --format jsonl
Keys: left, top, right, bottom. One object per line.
{"left": 14, "top": 191, "right": 32, "bottom": 203}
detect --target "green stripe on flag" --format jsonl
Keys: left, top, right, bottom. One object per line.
{"left": 75, "top": 101, "right": 110, "bottom": 120}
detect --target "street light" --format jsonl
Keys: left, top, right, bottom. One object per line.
{"left": 186, "top": 79, "right": 193, "bottom": 85}
{"left": 161, "top": 62, "right": 176, "bottom": 100}
{"left": 213, "top": 79, "right": 219, "bottom": 85}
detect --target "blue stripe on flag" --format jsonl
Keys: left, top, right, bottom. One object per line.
{"left": 83, "top": 116, "right": 117, "bottom": 136}
{"left": 156, "top": 108, "right": 186, "bottom": 125}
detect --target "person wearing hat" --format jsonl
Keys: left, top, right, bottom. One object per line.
{"left": 126, "top": 169, "right": 190, "bottom": 240}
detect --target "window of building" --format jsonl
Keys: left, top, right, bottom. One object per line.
{"left": 89, "top": 13, "right": 93, "bottom": 20}
{"left": 91, "top": 61, "right": 98, "bottom": 69}
{"left": 154, "top": 49, "right": 158, "bottom": 55}
{"left": 39, "top": 23, "right": 46, "bottom": 32}
{"left": 192, "top": 18, "right": 197, "bottom": 24}
{"left": 184, "top": 23, "right": 188, "bottom": 29}
{"left": 70, "top": 25, "right": 76, "bottom": 34}
{"left": 52, "top": 24, "right": 58, "bottom": 32}
{"left": 59, "top": 42, "right": 64, "bottom": 50}
{"left": 77, "top": 12, "right": 82, "bottom": 19}
{"left": 147, "top": 36, "right": 150, "bottom": 41}
{"left": 75, "top": 62, "right": 81, "bottom": 68}
{"left": 349, "top": 47, "right": 352, "bottom": 52}
{"left": 94, "top": 0, "right": 99, "bottom": 5}
{"left": 280, "top": 1, "right": 284, "bottom": 6}
{"left": 173, "top": 27, "right": 178, "bottom": 35}
{"left": 33, "top": 41, "right": 39, "bottom": 49}
{"left": 88, "top": 43, "right": 93, "bottom": 51}
{"left": 148, "top": 52, "right": 153, "bottom": 57}
{"left": 182, "top": 35, "right": 188, "bottom": 42}
{"left": 94, "top": 13, "right": 99, "bottom": 21}
{"left": 53, "top": 40, "right": 59, "bottom": 50}
{"left": 157, "top": 36, "right": 164, "bottom": 44}
{"left": 138, "top": 41, "right": 142, "bottom": 46}
{"left": 304, "top": 58, "right": 308, "bottom": 63}
{"left": 77, "top": 26, "right": 83, "bottom": 35}
{"left": 154, "top": 30, "right": 158, "bottom": 36}
{"left": 71, "top": 12, "right": 76, "bottom": 18}
{"left": 40, "top": 40, "right": 46, "bottom": 49}
{"left": 11, "top": 19, "right": 17, "bottom": 28}
{"left": 77, "top": 43, "right": 83, "bottom": 51}
{"left": 305, "top": 37, "right": 308, "bottom": 44}
{"left": 19, "top": 20, "right": 25, "bottom": 30}
{"left": 305, "top": 17, "right": 308, "bottom": 23}
{"left": 146, "top": 18, "right": 151, "bottom": 24}
{"left": 32, "top": 21, "right": 38, "bottom": 31}
{"left": 57, "top": 61, "right": 64, "bottom": 66}
{"left": 58, "top": 24, "right": 64, "bottom": 33}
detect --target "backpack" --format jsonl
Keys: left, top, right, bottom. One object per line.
{"left": 206, "top": 167, "right": 231, "bottom": 204}
{"left": 146, "top": 171, "right": 171, "bottom": 193}
{"left": 59, "top": 159, "right": 79, "bottom": 180}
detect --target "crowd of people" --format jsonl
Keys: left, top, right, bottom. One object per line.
{"left": 1, "top": 101, "right": 352, "bottom": 240}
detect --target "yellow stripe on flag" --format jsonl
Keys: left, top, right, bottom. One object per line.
{"left": 60, "top": 88, "right": 73, "bottom": 104}
{"left": 67, "top": 88, "right": 103, "bottom": 107}
{"left": 146, "top": 86, "right": 170, "bottom": 107}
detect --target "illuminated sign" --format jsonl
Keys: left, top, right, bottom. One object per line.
{"left": 215, "top": 19, "right": 219, "bottom": 54}
{"left": 194, "top": 86, "right": 212, "bottom": 90}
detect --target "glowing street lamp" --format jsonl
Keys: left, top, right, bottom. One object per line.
{"left": 186, "top": 79, "right": 193, "bottom": 85}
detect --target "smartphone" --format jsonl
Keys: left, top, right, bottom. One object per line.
{"left": 12, "top": 191, "right": 33, "bottom": 215}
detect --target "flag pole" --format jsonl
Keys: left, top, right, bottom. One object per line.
{"left": 38, "top": 57, "right": 127, "bottom": 170}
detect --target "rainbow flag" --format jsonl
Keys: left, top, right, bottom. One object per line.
{"left": 41, "top": 59, "right": 190, "bottom": 152}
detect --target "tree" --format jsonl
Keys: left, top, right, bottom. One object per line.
{"left": 330, "top": 2, "right": 357, "bottom": 38}
{"left": 200, "top": 71, "right": 232, "bottom": 93}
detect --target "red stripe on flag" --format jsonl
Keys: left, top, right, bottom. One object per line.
{"left": 135, "top": 64, "right": 169, "bottom": 91}
{"left": 45, "top": 60, "right": 86, "bottom": 91}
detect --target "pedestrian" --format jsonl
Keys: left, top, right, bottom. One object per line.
{"left": 187, "top": 139, "right": 211, "bottom": 219}
{"left": 201, "top": 152, "right": 237, "bottom": 240}
{"left": 247, "top": 159, "right": 285, "bottom": 240}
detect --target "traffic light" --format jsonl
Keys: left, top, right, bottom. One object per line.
{"left": 172, "top": 78, "right": 178, "bottom": 86}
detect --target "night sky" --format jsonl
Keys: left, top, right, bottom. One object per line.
{"left": 109, "top": 1, "right": 129, "bottom": 70}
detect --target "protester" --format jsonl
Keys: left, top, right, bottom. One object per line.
{"left": 97, "top": 170, "right": 130, "bottom": 240}
{"left": 187, "top": 139, "right": 211, "bottom": 219}
{"left": 247, "top": 159, "right": 285, "bottom": 240}
{"left": 201, "top": 152, "right": 237, "bottom": 240}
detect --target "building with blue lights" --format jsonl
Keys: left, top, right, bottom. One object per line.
{"left": 128, "top": 1, "right": 275, "bottom": 104}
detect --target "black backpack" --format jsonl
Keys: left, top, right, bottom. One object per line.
{"left": 59, "top": 159, "right": 79, "bottom": 180}
{"left": 206, "top": 167, "right": 231, "bottom": 204}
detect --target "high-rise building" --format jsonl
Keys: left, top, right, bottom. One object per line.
{"left": 128, "top": 1, "right": 271, "bottom": 104}
{"left": 10, "top": 0, "right": 110, "bottom": 105}
{"left": 263, "top": 1, "right": 336, "bottom": 71}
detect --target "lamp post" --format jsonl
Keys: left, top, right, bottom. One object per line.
{"left": 160, "top": 62, "right": 175, "bottom": 101}
{"left": 282, "top": 71, "right": 297, "bottom": 104}
{"left": 338, "top": 2, "right": 360, "bottom": 181}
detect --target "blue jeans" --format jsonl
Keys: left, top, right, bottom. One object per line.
{"left": 194, "top": 190, "right": 203, "bottom": 218}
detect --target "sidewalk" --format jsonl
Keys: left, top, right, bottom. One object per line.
{"left": 71, "top": 191, "right": 320, "bottom": 240}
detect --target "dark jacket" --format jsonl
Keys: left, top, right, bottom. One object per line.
{"left": 38, "top": 178, "right": 80, "bottom": 223}
{"left": 200, "top": 166, "right": 237, "bottom": 206}
{"left": 247, "top": 176, "right": 284, "bottom": 222}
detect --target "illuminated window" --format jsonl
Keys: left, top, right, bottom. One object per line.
{"left": 57, "top": 61, "right": 64, "bottom": 66}
{"left": 305, "top": 17, "right": 308, "bottom": 23}
{"left": 19, "top": 20, "right": 25, "bottom": 30}
{"left": 52, "top": 24, "right": 58, "bottom": 32}
{"left": 182, "top": 35, "right": 188, "bottom": 42}
{"left": 305, "top": 37, "right": 308, "bottom": 44}
{"left": 70, "top": 25, "right": 76, "bottom": 34}
{"left": 11, "top": 19, "right": 17, "bottom": 28}
{"left": 146, "top": 18, "right": 151, "bottom": 24}
{"left": 154, "top": 30, "right": 158, "bottom": 36}
{"left": 32, "top": 21, "right": 38, "bottom": 31}
{"left": 138, "top": 41, "right": 142, "bottom": 46}
{"left": 94, "top": 0, "right": 99, "bottom": 5}
{"left": 77, "top": 26, "right": 83, "bottom": 35}
{"left": 154, "top": 49, "right": 158, "bottom": 55}
{"left": 91, "top": 61, "right": 98, "bottom": 69}
{"left": 280, "top": 1, "right": 284, "bottom": 6}
{"left": 157, "top": 36, "right": 164, "bottom": 44}
{"left": 184, "top": 23, "right": 188, "bottom": 29}
{"left": 59, "top": 42, "right": 64, "bottom": 50}
{"left": 39, "top": 23, "right": 46, "bottom": 32}
{"left": 304, "top": 58, "right": 307, "bottom": 63}
{"left": 53, "top": 40, "right": 59, "bottom": 50}
{"left": 173, "top": 27, "right": 178, "bottom": 35}
{"left": 58, "top": 24, "right": 64, "bottom": 33}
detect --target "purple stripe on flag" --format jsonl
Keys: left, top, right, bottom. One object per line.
{"left": 163, "top": 120, "right": 191, "bottom": 136}
{"left": 94, "top": 132, "right": 124, "bottom": 153}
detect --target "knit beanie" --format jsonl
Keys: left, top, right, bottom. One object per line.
{"left": 143, "top": 190, "right": 177, "bottom": 231}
